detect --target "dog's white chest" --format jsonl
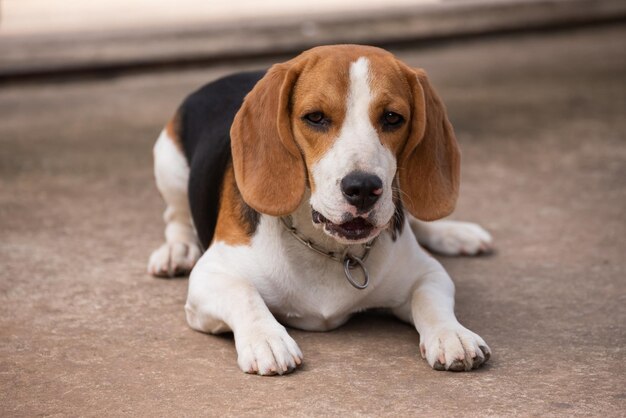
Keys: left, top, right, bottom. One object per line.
{"left": 247, "top": 217, "right": 408, "bottom": 331}
{"left": 256, "top": 250, "right": 369, "bottom": 331}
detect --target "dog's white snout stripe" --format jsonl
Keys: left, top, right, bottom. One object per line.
{"left": 309, "top": 56, "right": 397, "bottom": 228}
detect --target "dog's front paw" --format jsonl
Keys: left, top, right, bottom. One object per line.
{"left": 420, "top": 324, "right": 491, "bottom": 371}
{"left": 235, "top": 323, "right": 303, "bottom": 376}
{"left": 147, "top": 242, "right": 201, "bottom": 277}
{"left": 422, "top": 220, "right": 493, "bottom": 256}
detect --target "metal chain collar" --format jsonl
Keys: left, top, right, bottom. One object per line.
{"left": 280, "top": 216, "right": 377, "bottom": 289}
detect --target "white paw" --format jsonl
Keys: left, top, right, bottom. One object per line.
{"left": 147, "top": 241, "right": 201, "bottom": 277}
{"left": 420, "top": 324, "right": 491, "bottom": 371}
{"left": 235, "top": 323, "right": 303, "bottom": 376}
{"left": 422, "top": 220, "right": 493, "bottom": 256}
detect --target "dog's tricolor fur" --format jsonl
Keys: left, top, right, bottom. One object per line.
{"left": 148, "top": 45, "right": 493, "bottom": 375}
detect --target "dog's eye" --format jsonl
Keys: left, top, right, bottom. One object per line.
{"left": 382, "top": 112, "right": 404, "bottom": 130}
{"left": 302, "top": 112, "right": 330, "bottom": 130}
{"left": 303, "top": 112, "right": 325, "bottom": 124}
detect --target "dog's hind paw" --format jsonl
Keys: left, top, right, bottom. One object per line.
{"left": 417, "top": 220, "right": 493, "bottom": 256}
{"left": 147, "top": 241, "right": 201, "bottom": 278}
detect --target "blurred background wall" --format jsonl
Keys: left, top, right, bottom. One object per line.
{"left": 1, "top": 0, "right": 624, "bottom": 83}
{"left": 2, "top": 0, "right": 436, "bottom": 35}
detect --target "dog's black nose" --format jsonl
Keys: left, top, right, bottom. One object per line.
{"left": 341, "top": 171, "right": 383, "bottom": 212}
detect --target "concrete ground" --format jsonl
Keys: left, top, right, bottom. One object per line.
{"left": 1, "top": 24, "right": 625, "bottom": 417}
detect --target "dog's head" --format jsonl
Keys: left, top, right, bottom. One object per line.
{"left": 231, "top": 45, "right": 460, "bottom": 244}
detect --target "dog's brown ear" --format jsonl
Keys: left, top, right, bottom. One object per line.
{"left": 398, "top": 67, "right": 461, "bottom": 221}
{"left": 230, "top": 61, "right": 306, "bottom": 216}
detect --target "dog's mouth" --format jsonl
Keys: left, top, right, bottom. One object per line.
{"left": 312, "top": 209, "right": 377, "bottom": 242}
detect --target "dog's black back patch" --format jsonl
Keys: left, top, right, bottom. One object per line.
{"left": 178, "top": 71, "right": 265, "bottom": 250}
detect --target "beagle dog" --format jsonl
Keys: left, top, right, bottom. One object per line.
{"left": 148, "top": 45, "right": 493, "bottom": 375}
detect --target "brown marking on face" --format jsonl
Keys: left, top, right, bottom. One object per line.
{"left": 165, "top": 111, "right": 184, "bottom": 152}
{"left": 366, "top": 55, "right": 413, "bottom": 156}
{"left": 213, "top": 163, "right": 259, "bottom": 246}
{"left": 290, "top": 53, "right": 348, "bottom": 192}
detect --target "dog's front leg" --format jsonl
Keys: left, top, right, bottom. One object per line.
{"left": 185, "top": 266, "right": 303, "bottom": 376}
{"left": 395, "top": 260, "right": 491, "bottom": 371}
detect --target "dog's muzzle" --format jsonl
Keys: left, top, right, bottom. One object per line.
{"left": 312, "top": 209, "right": 377, "bottom": 241}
